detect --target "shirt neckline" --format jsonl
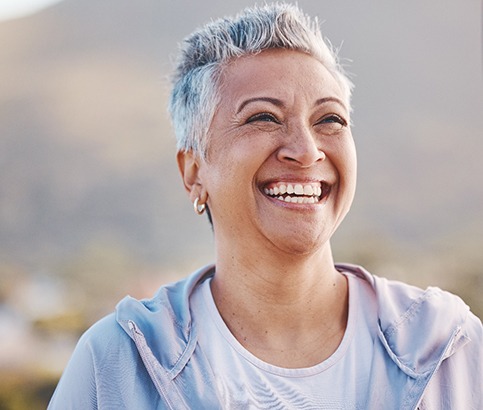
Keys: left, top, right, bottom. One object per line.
{"left": 200, "top": 271, "right": 358, "bottom": 378}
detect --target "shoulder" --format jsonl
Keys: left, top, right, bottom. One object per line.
{"left": 76, "top": 313, "right": 130, "bottom": 355}
{"left": 339, "top": 263, "right": 482, "bottom": 407}
{"left": 48, "top": 314, "right": 137, "bottom": 409}
{"left": 336, "top": 263, "right": 473, "bottom": 329}
{"left": 53, "top": 313, "right": 139, "bottom": 383}
{"left": 337, "top": 263, "right": 482, "bottom": 369}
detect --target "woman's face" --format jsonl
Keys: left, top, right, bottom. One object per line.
{"left": 196, "top": 49, "right": 357, "bottom": 256}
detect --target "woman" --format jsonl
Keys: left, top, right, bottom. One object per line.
{"left": 49, "top": 3, "right": 482, "bottom": 409}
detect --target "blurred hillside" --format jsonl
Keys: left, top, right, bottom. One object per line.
{"left": 0, "top": 1, "right": 482, "bottom": 406}
{"left": 0, "top": 0, "right": 215, "bottom": 271}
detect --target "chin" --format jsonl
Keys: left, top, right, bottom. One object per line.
{"left": 257, "top": 217, "right": 338, "bottom": 257}
{"left": 270, "top": 232, "right": 331, "bottom": 257}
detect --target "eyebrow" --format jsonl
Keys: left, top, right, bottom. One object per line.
{"left": 236, "top": 96, "right": 347, "bottom": 114}
{"left": 236, "top": 97, "right": 284, "bottom": 114}
{"left": 315, "top": 97, "right": 348, "bottom": 111}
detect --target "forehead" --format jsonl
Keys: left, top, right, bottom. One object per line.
{"left": 218, "top": 49, "right": 346, "bottom": 109}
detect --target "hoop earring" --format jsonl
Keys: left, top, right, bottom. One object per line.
{"left": 193, "top": 197, "right": 206, "bottom": 215}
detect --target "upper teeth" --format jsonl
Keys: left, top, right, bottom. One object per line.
{"left": 263, "top": 183, "right": 322, "bottom": 198}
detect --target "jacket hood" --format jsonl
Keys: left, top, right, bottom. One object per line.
{"left": 116, "top": 264, "right": 215, "bottom": 379}
{"left": 115, "top": 263, "right": 471, "bottom": 380}
{"left": 336, "top": 263, "right": 471, "bottom": 378}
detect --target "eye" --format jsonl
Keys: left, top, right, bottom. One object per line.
{"left": 316, "top": 114, "right": 347, "bottom": 127}
{"left": 246, "top": 112, "right": 281, "bottom": 124}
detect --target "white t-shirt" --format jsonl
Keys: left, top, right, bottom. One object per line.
{"left": 190, "top": 272, "right": 378, "bottom": 409}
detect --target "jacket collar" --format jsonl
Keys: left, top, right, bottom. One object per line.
{"left": 116, "top": 262, "right": 471, "bottom": 380}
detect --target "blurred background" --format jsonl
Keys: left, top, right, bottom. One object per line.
{"left": 0, "top": 0, "right": 482, "bottom": 408}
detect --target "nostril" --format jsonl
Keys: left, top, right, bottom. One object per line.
{"left": 278, "top": 148, "right": 326, "bottom": 167}
{"left": 276, "top": 127, "right": 326, "bottom": 166}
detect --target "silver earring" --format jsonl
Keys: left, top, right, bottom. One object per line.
{"left": 193, "top": 197, "right": 206, "bottom": 215}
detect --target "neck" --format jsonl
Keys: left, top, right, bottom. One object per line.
{"left": 211, "top": 240, "right": 348, "bottom": 368}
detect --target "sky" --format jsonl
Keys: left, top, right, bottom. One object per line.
{"left": 0, "top": 0, "right": 63, "bottom": 21}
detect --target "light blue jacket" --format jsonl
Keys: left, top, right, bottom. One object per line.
{"left": 48, "top": 264, "right": 483, "bottom": 409}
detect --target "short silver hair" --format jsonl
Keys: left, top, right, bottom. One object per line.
{"left": 169, "top": 2, "right": 353, "bottom": 158}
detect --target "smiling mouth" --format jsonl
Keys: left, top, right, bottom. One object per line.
{"left": 262, "top": 182, "right": 331, "bottom": 204}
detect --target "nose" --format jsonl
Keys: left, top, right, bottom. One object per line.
{"left": 277, "top": 124, "right": 326, "bottom": 167}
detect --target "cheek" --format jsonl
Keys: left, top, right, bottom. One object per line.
{"left": 329, "top": 140, "right": 357, "bottom": 196}
{"left": 343, "top": 147, "right": 357, "bottom": 179}
{"left": 341, "top": 144, "right": 358, "bottom": 201}
{"left": 328, "top": 136, "right": 355, "bottom": 164}
{"left": 347, "top": 142, "right": 358, "bottom": 180}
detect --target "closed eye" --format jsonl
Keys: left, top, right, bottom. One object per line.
{"left": 246, "top": 112, "right": 281, "bottom": 124}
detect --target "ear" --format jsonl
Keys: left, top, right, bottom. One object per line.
{"left": 177, "top": 150, "right": 205, "bottom": 201}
